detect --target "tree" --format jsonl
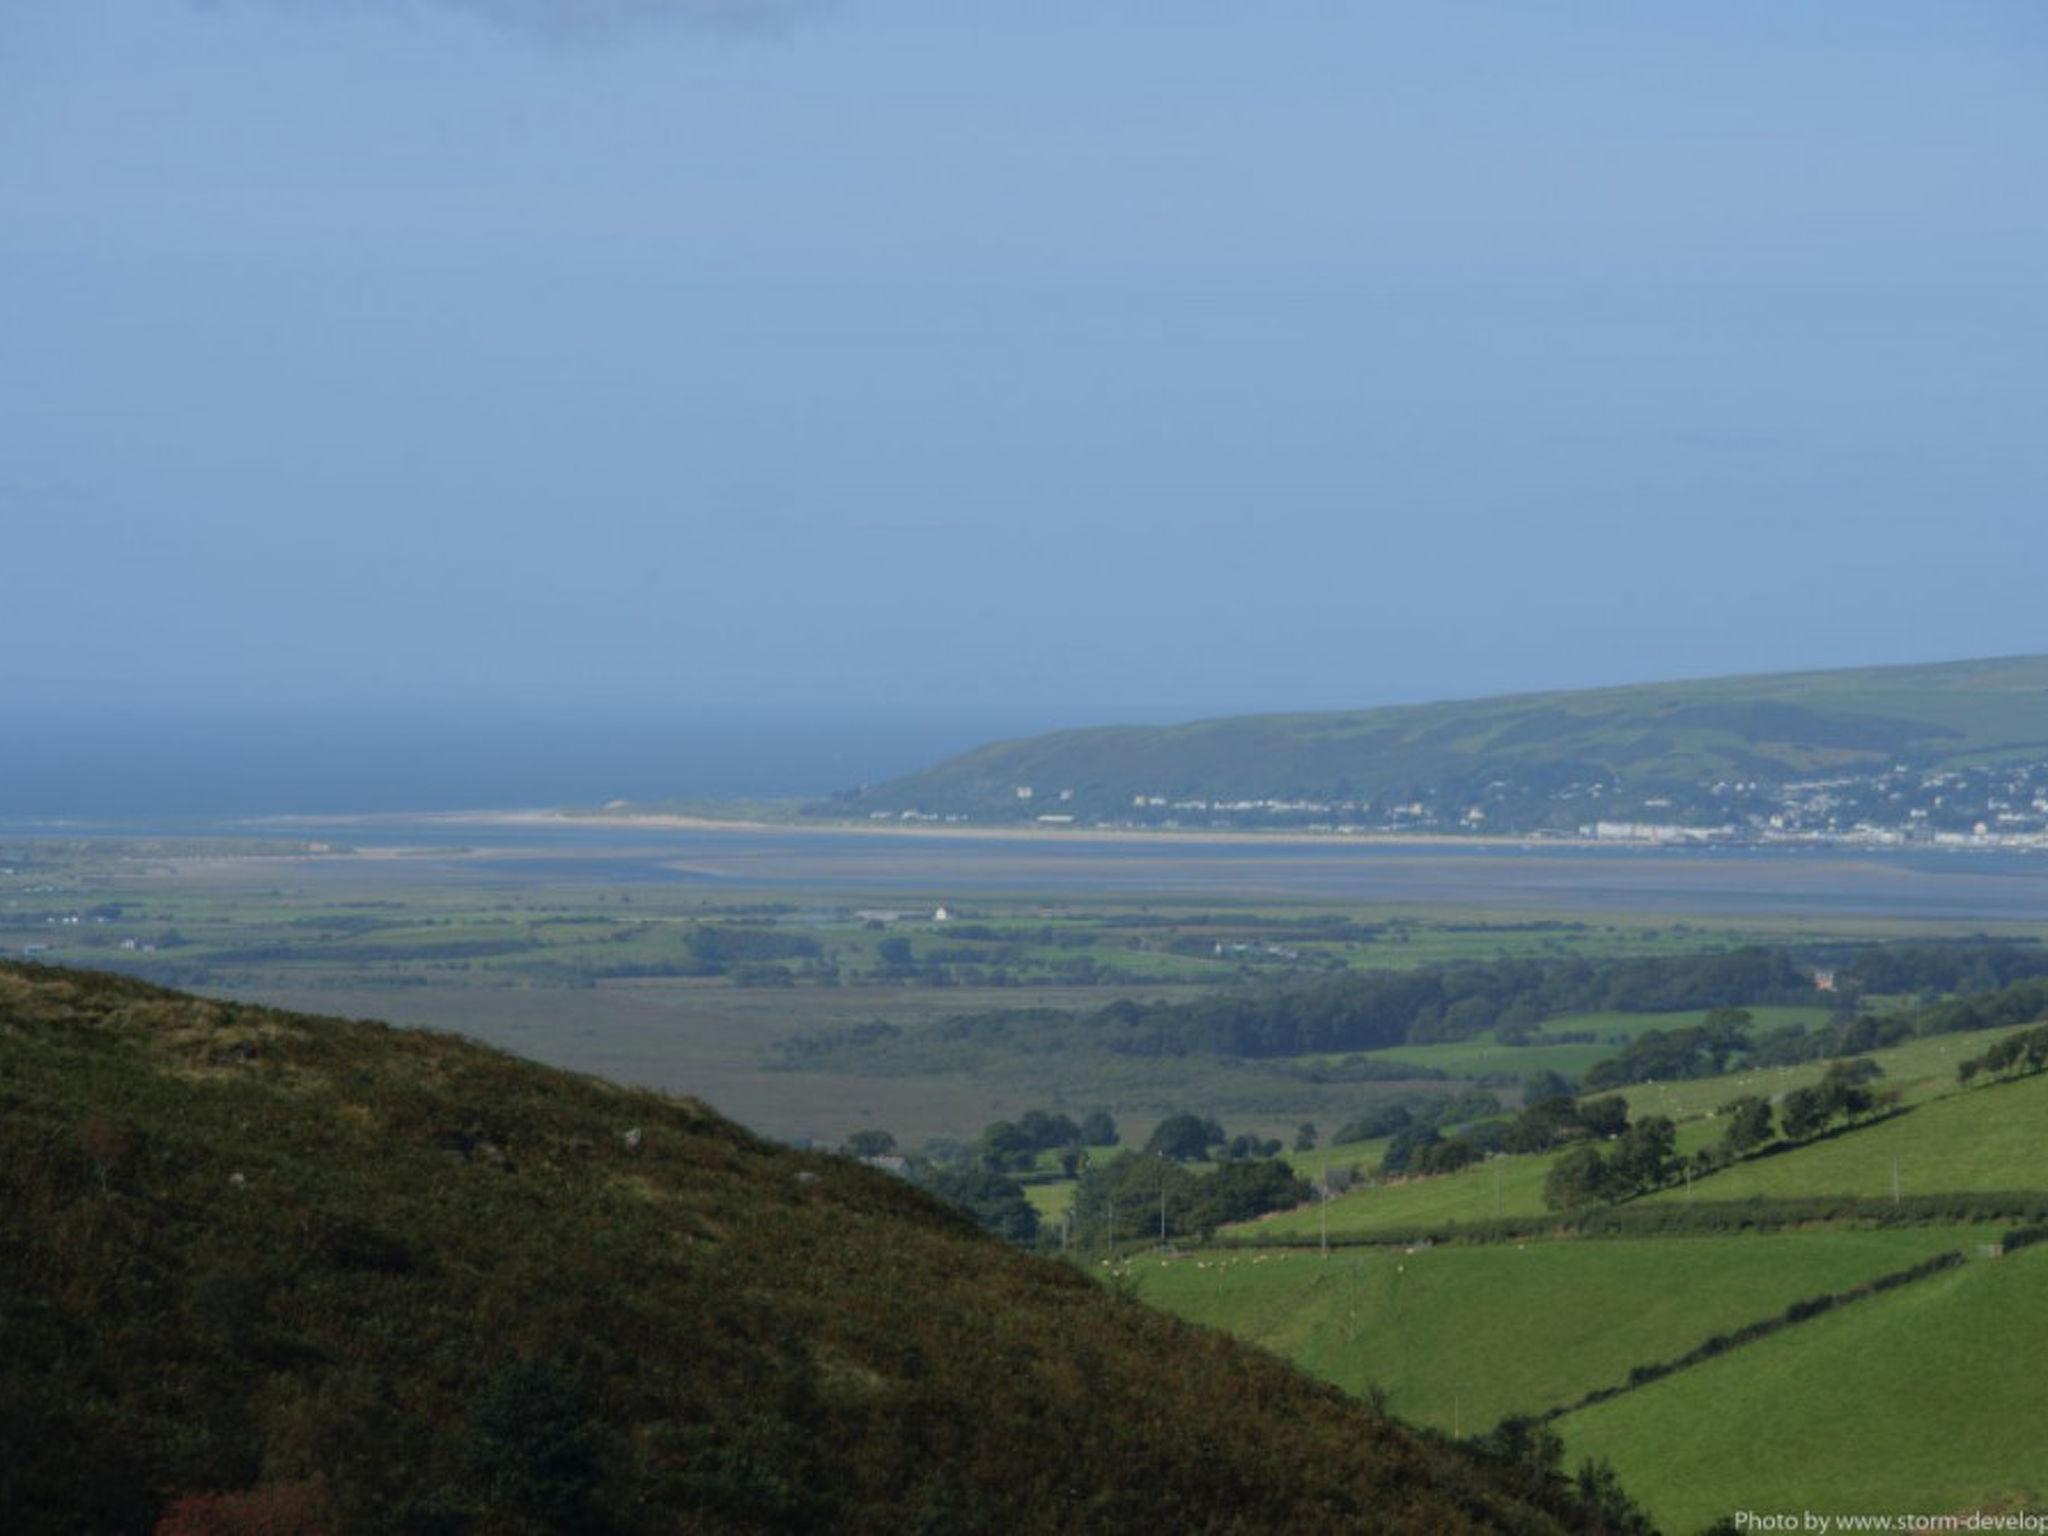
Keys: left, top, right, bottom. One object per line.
{"left": 1017, "top": 1109, "right": 1080, "bottom": 1151}
{"left": 1578, "top": 1096, "right": 1629, "bottom": 1139}
{"left": 1410, "top": 1137, "right": 1478, "bottom": 1176}
{"left": 1185, "top": 1159, "right": 1313, "bottom": 1232}
{"left": 876, "top": 935, "right": 914, "bottom": 968}
{"left": 1608, "top": 1116, "right": 1675, "bottom": 1192}
{"left": 1333, "top": 1103, "right": 1413, "bottom": 1144}
{"left": 1780, "top": 1085, "right": 1829, "bottom": 1141}
{"left": 1502, "top": 1096, "right": 1579, "bottom": 1154}
{"left": 1294, "top": 1122, "right": 1318, "bottom": 1152}
{"left": 1818, "top": 1063, "right": 1875, "bottom": 1124}
{"left": 1717, "top": 1095, "right": 1774, "bottom": 1154}
{"left": 1379, "top": 1124, "right": 1442, "bottom": 1176}
{"left": 1544, "top": 1145, "right": 1609, "bottom": 1211}
{"left": 978, "top": 1120, "right": 1033, "bottom": 1169}
{"left": 841, "top": 1129, "right": 897, "bottom": 1159}
{"left": 1523, "top": 1070, "right": 1573, "bottom": 1106}
{"left": 1145, "top": 1113, "right": 1225, "bottom": 1162}
{"left": 1078, "top": 1110, "right": 1119, "bottom": 1146}
{"left": 920, "top": 1166, "right": 1041, "bottom": 1244}
{"left": 1574, "top": 1457, "right": 1658, "bottom": 1535}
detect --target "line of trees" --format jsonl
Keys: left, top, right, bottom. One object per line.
{"left": 1957, "top": 1022, "right": 2048, "bottom": 1086}
{"left": 1077, "top": 947, "right": 1817, "bottom": 1059}
{"left": 1544, "top": 1058, "right": 1895, "bottom": 1211}
{"left": 1579, "top": 973, "right": 2048, "bottom": 1089}
{"left": 1580, "top": 1007, "right": 1756, "bottom": 1089}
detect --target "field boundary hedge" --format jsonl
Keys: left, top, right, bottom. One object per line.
{"left": 1214, "top": 1191, "right": 2048, "bottom": 1251}
{"left": 1539, "top": 1250, "right": 1966, "bottom": 1422}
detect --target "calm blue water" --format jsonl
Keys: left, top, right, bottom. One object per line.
{"left": 0, "top": 702, "right": 1077, "bottom": 818}
{"left": 6, "top": 702, "right": 2048, "bottom": 921}
{"left": 5, "top": 811, "right": 2039, "bottom": 922}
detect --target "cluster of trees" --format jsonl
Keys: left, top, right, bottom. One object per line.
{"left": 1068, "top": 1151, "right": 1310, "bottom": 1245}
{"left": 848, "top": 1108, "right": 1120, "bottom": 1173}
{"left": 1577, "top": 972, "right": 2048, "bottom": 1091}
{"left": 1501, "top": 1084, "right": 1628, "bottom": 1152}
{"left": 1352, "top": 1082, "right": 1644, "bottom": 1183}
{"left": 792, "top": 938, "right": 2048, "bottom": 1077}
{"left": 839, "top": 1109, "right": 1122, "bottom": 1243}
{"left": 1464, "top": 1418, "right": 1655, "bottom": 1536}
{"left": 1142, "top": 1113, "right": 1282, "bottom": 1162}
{"left": 915, "top": 1165, "right": 1042, "bottom": 1245}
{"left": 1579, "top": 1007, "right": 1754, "bottom": 1089}
{"left": 1331, "top": 1088, "right": 1504, "bottom": 1148}
{"left": 1901, "top": 975, "right": 2048, "bottom": 1039}
{"left": 1957, "top": 1023, "right": 2048, "bottom": 1086}
{"left": 1072, "top": 947, "right": 1816, "bottom": 1059}
{"left": 981, "top": 1108, "right": 1118, "bottom": 1171}
{"left": 1837, "top": 939, "right": 2048, "bottom": 996}
{"left": 1776, "top": 1060, "right": 1891, "bottom": 1140}
{"left": 1541, "top": 1119, "right": 1679, "bottom": 1210}
{"left": 1544, "top": 1059, "right": 1895, "bottom": 1212}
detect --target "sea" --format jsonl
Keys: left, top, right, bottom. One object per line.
{"left": 6, "top": 702, "right": 2048, "bottom": 922}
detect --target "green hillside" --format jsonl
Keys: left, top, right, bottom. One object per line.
{"left": 0, "top": 962, "right": 1636, "bottom": 1536}
{"left": 1560, "top": 1245, "right": 2048, "bottom": 1529}
{"left": 1125, "top": 1228, "right": 1973, "bottom": 1434}
{"left": 1253, "top": 1022, "right": 2040, "bottom": 1242}
{"left": 1656, "top": 1068, "right": 2048, "bottom": 1204}
{"left": 826, "top": 653, "right": 2048, "bottom": 829}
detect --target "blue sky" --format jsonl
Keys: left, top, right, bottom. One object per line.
{"left": 3, "top": 1, "right": 2044, "bottom": 722}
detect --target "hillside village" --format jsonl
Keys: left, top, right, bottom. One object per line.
{"left": 853, "top": 758, "right": 2048, "bottom": 849}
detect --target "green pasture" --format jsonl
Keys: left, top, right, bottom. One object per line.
{"left": 1660, "top": 1068, "right": 2048, "bottom": 1204}
{"left": 1247, "top": 1149, "right": 1561, "bottom": 1237}
{"left": 1123, "top": 1227, "right": 1980, "bottom": 1436}
{"left": 1561, "top": 1243, "right": 2048, "bottom": 1531}
{"left": 1612, "top": 1024, "right": 2020, "bottom": 1125}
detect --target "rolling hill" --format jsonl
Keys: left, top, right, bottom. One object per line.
{"left": 823, "top": 653, "right": 2048, "bottom": 832}
{"left": 0, "top": 962, "right": 1641, "bottom": 1535}
{"left": 1558, "top": 1243, "right": 2048, "bottom": 1529}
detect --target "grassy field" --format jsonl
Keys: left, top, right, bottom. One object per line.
{"left": 1244, "top": 1023, "right": 2047, "bottom": 1240}
{"left": 1658, "top": 1068, "right": 2048, "bottom": 1204}
{"left": 1121, "top": 1227, "right": 1981, "bottom": 1435}
{"left": 1251, "top": 1148, "right": 1560, "bottom": 1235}
{"left": 1560, "top": 1243, "right": 2048, "bottom": 1530}
{"left": 1611, "top": 1025, "right": 2011, "bottom": 1127}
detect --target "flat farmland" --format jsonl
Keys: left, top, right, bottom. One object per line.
{"left": 235, "top": 979, "right": 1206, "bottom": 1146}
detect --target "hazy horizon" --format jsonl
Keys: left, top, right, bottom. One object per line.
{"left": 5, "top": 2, "right": 2045, "bottom": 721}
